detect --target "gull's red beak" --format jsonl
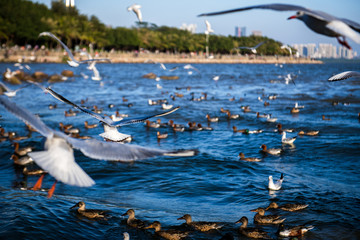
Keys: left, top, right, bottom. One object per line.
{"left": 287, "top": 15, "right": 297, "bottom": 20}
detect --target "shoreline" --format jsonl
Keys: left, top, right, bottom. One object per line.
{"left": 0, "top": 50, "right": 322, "bottom": 64}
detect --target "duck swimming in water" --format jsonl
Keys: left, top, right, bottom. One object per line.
{"left": 122, "top": 209, "right": 146, "bottom": 228}
{"left": 144, "top": 221, "right": 189, "bottom": 240}
{"left": 298, "top": 130, "right": 319, "bottom": 136}
{"left": 260, "top": 144, "right": 282, "bottom": 155}
{"left": 265, "top": 202, "right": 309, "bottom": 212}
{"left": 239, "top": 152, "right": 261, "bottom": 162}
{"left": 70, "top": 201, "right": 108, "bottom": 219}
{"left": 277, "top": 223, "right": 314, "bottom": 237}
{"left": 235, "top": 216, "right": 271, "bottom": 239}
{"left": 251, "top": 208, "right": 286, "bottom": 224}
{"left": 177, "top": 214, "right": 222, "bottom": 232}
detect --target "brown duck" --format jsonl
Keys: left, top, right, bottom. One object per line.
{"left": 235, "top": 216, "right": 271, "bottom": 239}
{"left": 121, "top": 209, "right": 146, "bottom": 228}
{"left": 265, "top": 202, "right": 309, "bottom": 212}
{"left": 144, "top": 221, "right": 188, "bottom": 240}
{"left": 70, "top": 201, "right": 108, "bottom": 219}
{"left": 251, "top": 208, "right": 285, "bottom": 224}
{"left": 177, "top": 214, "right": 222, "bottom": 232}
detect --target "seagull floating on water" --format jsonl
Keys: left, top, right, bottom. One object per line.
{"left": 281, "top": 132, "right": 296, "bottom": 144}
{"left": 199, "top": 3, "right": 360, "bottom": 49}
{"left": 268, "top": 173, "right": 284, "bottom": 190}
{"left": 0, "top": 96, "right": 197, "bottom": 198}
{"left": 39, "top": 32, "right": 111, "bottom": 67}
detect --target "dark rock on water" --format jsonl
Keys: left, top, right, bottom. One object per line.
{"left": 160, "top": 75, "right": 179, "bottom": 80}
{"left": 142, "top": 72, "right": 157, "bottom": 79}
{"left": 61, "top": 70, "right": 74, "bottom": 77}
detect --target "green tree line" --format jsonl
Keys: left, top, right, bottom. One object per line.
{"left": 0, "top": 0, "right": 292, "bottom": 55}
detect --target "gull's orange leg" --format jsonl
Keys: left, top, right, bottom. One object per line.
{"left": 47, "top": 180, "right": 57, "bottom": 198}
{"left": 32, "top": 174, "right": 45, "bottom": 190}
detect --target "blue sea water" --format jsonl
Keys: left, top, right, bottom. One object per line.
{"left": 0, "top": 61, "right": 359, "bottom": 239}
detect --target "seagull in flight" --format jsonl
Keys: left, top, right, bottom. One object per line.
{"left": 39, "top": 32, "right": 111, "bottom": 67}
{"left": 281, "top": 45, "right": 293, "bottom": 56}
{"left": 205, "top": 20, "right": 214, "bottom": 35}
{"left": 127, "top": 4, "right": 142, "bottom": 22}
{"left": 328, "top": 71, "right": 360, "bottom": 81}
{"left": 145, "top": 59, "right": 167, "bottom": 70}
{"left": 45, "top": 87, "right": 180, "bottom": 142}
{"left": 0, "top": 96, "right": 197, "bottom": 197}
{"left": 199, "top": 3, "right": 360, "bottom": 49}
{"left": 0, "top": 82, "right": 29, "bottom": 97}
{"left": 237, "top": 41, "right": 266, "bottom": 54}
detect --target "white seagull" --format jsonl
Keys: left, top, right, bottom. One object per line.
{"left": 199, "top": 3, "right": 360, "bottom": 49}
{"left": 328, "top": 71, "right": 360, "bottom": 81}
{"left": 45, "top": 87, "right": 179, "bottom": 142}
{"left": 127, "top": 4, "right": 142, "bottom": 22}
{"left": 144, "top": 59, "right": 167, "bottom": 70}
{"left": 268, "top": 173, "right": 284, "bottom": 190}
{"left": 0, "top": 82, "right": 29, "bottom": 98}
{"left": 0, "top": 96, "right": 197, "bottom": 197}
{"left": 39, "top": 32, "right": 111, "bottom": 67}
{"left": 205, "top": 20, "right": 214, "bottom": 35}
{"left": 281, "top": 44, "right": 293, "bottom": 56}
{"left": 281, "top": 132, "right": 296, "bottom": 144}
{"left": 237, "top": 41, "right": 266, "bottom": 54}
{"left": 183, "top": 64, "right": 200, "bottom": 73}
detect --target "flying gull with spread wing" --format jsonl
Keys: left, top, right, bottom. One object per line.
{"left": 39, "top": 32, "right": 111, "bottom": 67}
{"left": 199, "top": 3, "right": 360, "bottom": 49}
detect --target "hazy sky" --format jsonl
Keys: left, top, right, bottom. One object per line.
{"left": 31, "top": 0, "right": 360, "bottom": 53}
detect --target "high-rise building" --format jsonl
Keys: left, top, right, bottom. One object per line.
{"left": 65, "top": 0, "right": 75, "bottom": 7}
{"left": 235, "top": 26, "right": 246, "bottom": 37}
{"left": 251, "top": 30, "right": 262, "bottom": 37}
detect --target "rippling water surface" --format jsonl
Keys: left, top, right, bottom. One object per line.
{"left": 0, "top": 61, "right": 359, "bottom": 240}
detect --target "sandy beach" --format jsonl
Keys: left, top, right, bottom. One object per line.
{"left": 0, "top": 49, "right": 322, "bottom": 64}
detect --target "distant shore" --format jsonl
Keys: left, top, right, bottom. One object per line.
{"left": 0, "top": 49, "right": 322, "bottom": 64}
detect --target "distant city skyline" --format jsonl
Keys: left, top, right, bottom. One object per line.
{"left": 292, "top": 43, "right": 357, "bottom": 59}
{"left": 31, "top": 0, "right": 360, "bottom": 53}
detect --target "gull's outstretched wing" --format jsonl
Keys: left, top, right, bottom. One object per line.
{"left": 254, "top": 41, "right": 266, "bottom": 49}
{"left": 79, "top": 58, "right": 112, "bottom": 64}
{"left": 115, "top": 106, "right": 180, "bottom": 127}
{"left": 198, "top": 3, "right": 336, "bottom": 22}
{"left": 46, "top": 87, "right": 179, "bottom": 127}
{"left": 65, "top": 136, "right": 197, "bottom": 161}
{"left": 0, "top": 96, "right": 53, "bottom": 138}
{"left": 39, "top": 32, "right": 77, "bottom": 63}
{"left": 45, "top": 87, "right": 114, "bottom": 126}
{"left": 0, "top": 82, "right": 11, "bottom": 92}
{"left": 328, "top": 71, "right": 360, "bottom": 81}
{"left": 39, "top": 32, "right": 111, "bottom": 66}
{"left": 237, "top": 46, "right": 251, "bottom": 50}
